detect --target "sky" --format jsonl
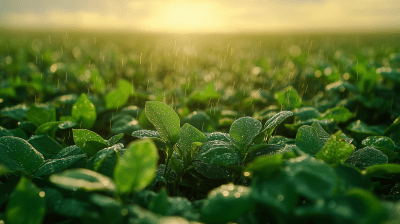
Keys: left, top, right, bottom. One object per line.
{"left": 1, "top": 0, "right": 400, "bottom": 33}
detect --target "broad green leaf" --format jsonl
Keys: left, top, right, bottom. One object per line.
{"left": 132, "top": 129, "right": 164, "bottom": 142}
{"left": 347, "top": 120, "right": 381, "bottom": 141}
{"left": 201, "top": 183, "right": 252, "bottom": 224}
{"left": 321, "top": 106, "right": 353, "bottom": 122}
{"left": 182, "top": 111, "right": 214, "bottom": 132}
{"left": 262, "top": 110, "right": 293, "bottom": 138}
{"left": 194, "top": 160, "right": 231, "bottom": 179}
{"left": 33, "top": 154, "right": 86, "bottom": 177}
{"left": 86, "top": 144, "right": 124, "bottom": 172}
{"left": 111, "top": 117, "right": 142, "bottom": 135}
{"left": 315, "top": 131, "right": 355, "bottom": 164}
{"left": 0, "top": 126, "right": 13, "bottom": 137}
{"left": 52, "top": 145, "right": 85, "bottom": 159}
{"left": 149, "top": 188, "right": 169, "bottom": 216}
{"left": 293, "top": 107, "right": 321, "bottom": 121}
{"left": 229, "top": 116, "right": 262, "bottom": 154}
{"left": 107, "top": 133, "right": 124, "bottom": 146}
{"left": 1, "top": 104, "right": 29, "bottom": 121}
{"left": 194, "top": 140, "right": 241, "bottom": 166}
{"left": 105, "top": 89, "right": 129, "bottom": 110}
{"left": 176, "top": 123, "right": 206, "bottom": 167}
{"left": 345, "top": 146, "right": 388, "bottom": 169}
{"left": 35, "top": 121, "right": 62, "bottom": 135}
{"left": 71, "top": 93, "right": 97, "bottom": 129}
{"left": 284, "top": 155, "right": 337, "bottom": 200}
{"left": 384, "top": 116, "right": 400, "bottom": 136}
{"left": 206, "top": 132, "right": 231, "bottom": 142}
{"left": 89, "top": 194, "right": 123, "bottom": 224}
{"left": 274, "top": 86, "right": 302, "bottom": 110}
{"left": 114, "top": 139, "right": 159, "bottom": 194}
{"left": 245, "top": 153, "right": 283, "bottom": 177}
{"left": 145, "top": 101, "right": 180, "bottom": 146}
{"left": 362, "top": 136, "right": 395, "bottom": 150}
{"left": 50, "top": 168, "right": 117, "bottom": 192}
{"left": 73, "top": 129, "right": 108, "bottom": 157}
{"left": 362, "top": 163, "right": 400, "bottom": 177}
{"left": 246, "top": 144, "right": 286, "bottom": 162}
{"left": 27, "top": 135, "right": 62, "bottom": 160}
{"left": 334, "top": 163, "right": 372, "bottom": 190}
{"left": 295, "top": 126, "right": 320, "bottom": 155}
{"left": 55, "top": 198, "right": 92, "bottom": 218}
{"left": 26, "top": 104, "right": 56, "bottom": 127}
{"left": 252, "top": 171, "right": 297, "bottom": 215}
{"left": 0, "top": 136, "right": 44, "bottom": 173}
{"left": 6, "top": 177, "right": 46, "bottom": 224}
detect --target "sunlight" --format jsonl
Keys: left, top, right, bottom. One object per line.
{"left": 140, "top": 1, "right": 226, "bottom": 33}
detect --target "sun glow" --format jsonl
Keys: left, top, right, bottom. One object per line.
{"left": 140, "top": 1, "right": 226, "bottom": 33}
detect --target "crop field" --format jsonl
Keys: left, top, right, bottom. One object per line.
{"left": 1, "top": 29, "right": 400, "bottom": 224}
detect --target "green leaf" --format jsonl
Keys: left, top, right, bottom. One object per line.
{"left": 252, "top": 171, "right": 297, "bottom": 215}
{"left": 194, "top": 140, "right": 241, "bottom": 166}
{"left": 145, "top": 101, "right": 180, "bottom": 146}
{"left": 33, "top": 154, "right": 86, "bottom": 177}
{"left": 6, "top": 177, "right": 46, "bottom": 224}
{"left": 0, "top": 136, "right": 44, "bottom": 173}
{"left": 262, "top": 110, "right": 293, "bottom": 139}
{"left": 362, "top": 163, "right": 400, "bottom": 177}
{"left": 107, "top": 133, "right": 124, "bottom": 146}
{"left": 206, "top": 132, "right": 231, "bottom": 142}
{"left": 201, "top": 183, "right": 252, "bottom": 224}
{"left": 50, "top": 168, "right": 117, "bottom": 192}
{"left": 274, "top": 86, "right": 302, "bottom": 110}
{"left": 345, "top": 146, "right": 388, "bottom": 169}
{"left": 27, "top": 135, "right": 62, "bottom": 160}
{"left": 176, "top": 123, "right": 207, "bottom": 168}
{"left": 321, "top": 106, "right": 353, "bottom": 122}
{"left": 71, "top": 93, "right": 97, "bottom": 129}
{"left": 114, "top": 139, "right": 159, "bottom": 195}
{"left": 295, "top": 125, "right": 320, "bottom": 155}
{"left": 111, "top": 117, "right": 142, "bottom": 135}
{"left": 1, "top": 104, "right": 29, "bottom": 121}
{"left": 132, "top": 129, "right": 164, "bottom": 142}
{"left": 347, "top": 120, "right": 381, "bottom": 141}
{"left": 105, "top": 89, "right": 129, "bottom": 110}
{"left": 26, "top": 104, "right": 56, "bottom": 127}
{"left": 293, "top": 107, "right": 321, "bottom": 121}
{"left": 229, "top": 116, "right": 262, "bottom": 154}
{"left": 245, "top": 153, "right": 283, "bottom": 177}
{"left": 194, "top": 161, "right": 231, "bottom": 179}
{"left": 334, "top": 163, "right": 371, "bottom": 190}
{"left": 182, "top": 111, "right": 214, "bottom": 132}
{"left": 315, "top": 131, "right": 355, "bottom": 164}
{"left": 284, "top": 155, "right": 337, "bottom": 200}
{"left": 87, "top": 144, "right": 124, "bottom": 172}
{"left": 35, "top": 121, "right": 63, "bottom": 135}
{"left": 73, "top": 129, "right": 108, "bottom": 157}
{"left": 89, "top": 194, "right": 123, "bottom": 224}
{"left": 362, "top": 136, "right": 395, "bottom": 151}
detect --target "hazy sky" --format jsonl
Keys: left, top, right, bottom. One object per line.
{"left": 1, "top": 0, "right": 400, "bottom": 33}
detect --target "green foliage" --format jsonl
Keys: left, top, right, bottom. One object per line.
{"left": 114, "top": 139, "right": 159, "bottom": 195}
{"left": 274, "top": 86, "right": 302, "bottom": 110}
{"left": 6, "top": 177, "right": 46, "bottom": 224}
{"left": 71, "top": 93, "right": 97, "bottom": 129}
{"left": 315, "top": 131, "right": 355, "bottom": 164}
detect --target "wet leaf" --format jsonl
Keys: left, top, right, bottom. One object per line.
{"left": 334, "top": 163, "right": 372, "bottom": 190}
{"left": 315, "top": 131, "right": 355, "bottom": 164}
{"left": 27, "top": 135, "right": 62, "bottom": 160}
{"left": 362, "top": 163, "right": 400, "bottom": 177}
{"left": 107, "top": 133, "right": 124, "bottom": 146}
{"left": 35, "top": 121, "right": 62, "bottom": 135}
{"left": 274, "top": 86, "right": 302, "bottom": 110}
{"left": 262, "top": 110, "right": 293, "bottom": 139}
{"left": 182, "top": 111, "right": 214, "bottom": 132}
{"left": 362, "top": 136, "right": 395, "bottom": 150}
{"left": 194, "top": 140, "right": 241, "bottom": 166}
{"left": 132, "top": 129, "right": 164, "bottom": 142}
{"left": 26, "top": 104, "right": 56, "bottom": 127}
{"left": 201, "top": 183, "right": 252, "bottom": 224}
{"left": 1, "top": 104, "right": 29, "bottom": 121}
{"left": 284, "top": 155, "right": 337, "bottom": 200}
{"left": 71, "top": 93, "right": 96, "bottom": 129}
{"left": 194, "top": 160, "right": 231, "bottom": 179}
{"left": 345, "top": 146, "right": 388, "bottom": 169}
{"left": 229, "top": 116, "right": 262, "bottom": 154}
{"left": 176, "top": 123, "right": 206, "bottom": 167}
{"left": 6, "top": 177, "right": 46, "bottom": 224}
{"left": 50, "top": 168, "right": 117, "bottom": 192}
{"left": 0, "top": 136, "right": 44, "bottom": 173}
{"left": 295, "top": 126, "right": 320, "bottom": 155}
{"left": 206, "top": 132, "right": 231, "bottom": 142}
{"left": 145, "top": 101, "right": 180, "bottom": 146}
{"left": 33, "top": 154, "right": 86, "bottom": 177}
{"left": 111, "top": 117, "right": 142, "bottom": 135}
{"left": 347, "top": 120, "right": 382, "bottom": 141}
{"left": 114, "top": 139, "right": 158, "bottom": 195}
{"left": 293, "top": 107, "right": 321, "bottom": 121}
{"left": 73, "top": 129, "right": 108, "bottom": 157}
{"left": 321, "top": 106, "right": 353, "bottom": 122}
{"left": 245, "top": 153, "right": 283, "bottom": 177}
